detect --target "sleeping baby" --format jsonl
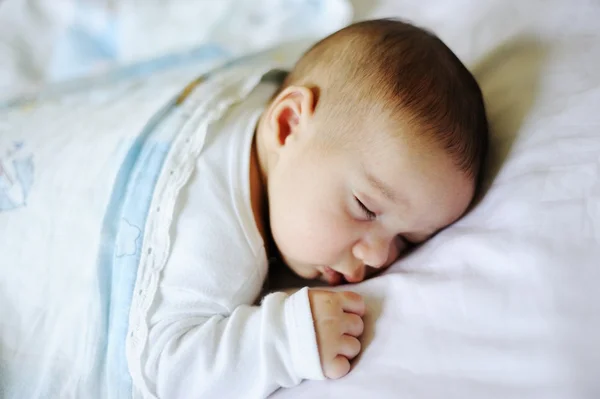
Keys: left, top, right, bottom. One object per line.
{"left": 133, "top": 18, "right": 489, "bottom": 398}
{"left": 0, "top": 17, "right": 488, "bottom": 399}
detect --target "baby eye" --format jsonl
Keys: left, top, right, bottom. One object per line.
{"left": 355, "top": 197, "right": 376, "bottom": 220}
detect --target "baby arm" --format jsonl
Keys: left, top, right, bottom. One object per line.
{"left": 144, "top": 285, "right": 364, "bottom": 398}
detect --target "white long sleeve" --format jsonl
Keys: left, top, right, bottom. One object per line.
{"left": 148, "top": 287, "right": 323, "bottom": 398}
{"left": 127, "top": 80, "right": 324, "bottom": 398}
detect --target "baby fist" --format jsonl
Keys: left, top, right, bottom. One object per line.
{"left": 308, "top": 290, "right": 365, "bottom": 379}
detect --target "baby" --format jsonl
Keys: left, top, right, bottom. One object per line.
{"left": 137, "top": 19, "right": 488, "bottom": 398}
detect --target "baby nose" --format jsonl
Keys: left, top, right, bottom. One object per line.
{"left": 352, "top": 236, "right": 390, "bottom": 268}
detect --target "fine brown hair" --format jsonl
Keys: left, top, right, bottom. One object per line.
{"left": 277, "top": 18, "right": 489, "bottom": 182}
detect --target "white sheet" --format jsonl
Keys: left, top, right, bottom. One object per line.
{"left": 273, "top": 0, "right": 600, "bottom": 397}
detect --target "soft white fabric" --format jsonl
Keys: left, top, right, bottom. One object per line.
{"left": 0, "top": 58, "right": 188, "bottom": 399}
{"left": 0, "top": 0, "right": 351, "bottom": 102}
{"left": 134, "top": 82, "right": 323, "bottom": 399}
{"left": 273, "top": 0, "right": 600, "bottom": 398}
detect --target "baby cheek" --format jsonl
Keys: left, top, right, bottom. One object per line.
{"left": 271, "top": 203, "right": 324, "bottom": 259}
{"left": 286, "top": 205, "right": 349, "bottom": 263}
{"left": 300, "top": 213, "right": 346, "bottom": 260}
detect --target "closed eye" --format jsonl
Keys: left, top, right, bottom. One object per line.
{"left": 355, "top": 197, "right": 376, "bottom": 220}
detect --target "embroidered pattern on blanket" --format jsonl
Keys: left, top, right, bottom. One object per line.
{"left": 0, "top": 141, "right": 34, "bottom": 212}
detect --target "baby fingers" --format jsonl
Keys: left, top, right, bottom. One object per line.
{"left": 338, "top": 335, "right": 361, "bottom": 359}
{"left": 343, "top": 313, "right": 364, "bottom": 337}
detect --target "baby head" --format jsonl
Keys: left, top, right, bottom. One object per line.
{"left": 255, "top": 19, "right": 488, "bottom": 285}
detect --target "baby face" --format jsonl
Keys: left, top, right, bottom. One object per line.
{"left": 258, "top": 87, "right": 475, "bottom": 285}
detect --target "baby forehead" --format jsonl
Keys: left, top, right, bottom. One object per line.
{"left": 319, "top": 105, "right": 430, "bottom": 148}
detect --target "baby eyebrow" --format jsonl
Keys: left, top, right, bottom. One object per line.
{"left": 364, "top": 170, "right": 409, "bottom": 208}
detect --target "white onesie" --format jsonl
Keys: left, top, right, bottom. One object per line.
{"left": 136, "top": 80, "right": 324, "bottom": 398}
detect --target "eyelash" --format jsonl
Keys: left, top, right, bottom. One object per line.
{"left": 355, "top": 197, "right": 376, "bottom": 220}
{"left": 352, "top": 200, "right": 419, "bottom": 246}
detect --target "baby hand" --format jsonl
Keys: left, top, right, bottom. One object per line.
{"left": 308, "top": 290, "right": 365, "bottom": 379}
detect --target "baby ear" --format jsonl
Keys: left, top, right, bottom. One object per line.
{"left": 267, "top": 86, "right": 316, "bottom": 147}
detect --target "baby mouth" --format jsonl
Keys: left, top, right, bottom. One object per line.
{"left": 322, "top": 266, "right": 343, "bottom": 286}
